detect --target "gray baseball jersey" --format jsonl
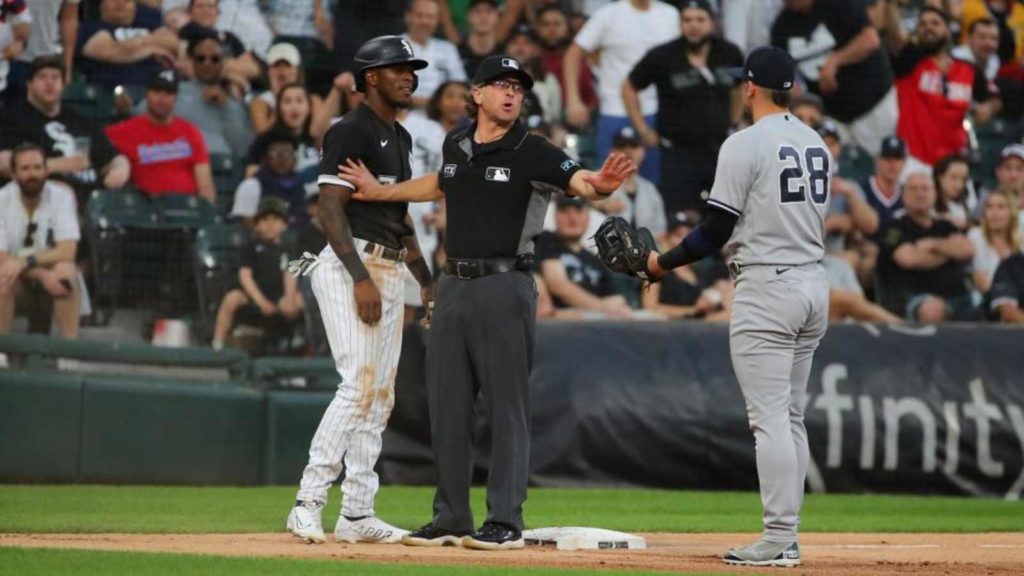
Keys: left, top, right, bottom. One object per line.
{"left": 707, "top": 112, "right": 831, "bottom": 267}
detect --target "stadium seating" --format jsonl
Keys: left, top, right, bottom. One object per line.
{"left": 152, "top": 195, "right": 218, "bottom": 229}
{"left": 86, "top": 190, "right": 161, "bottom": 324}
{"left": 62, "top": 81, "right": 114, "bottom": 122}
{"left": 193, "top": 223, "right": 248, "bottom": 342}
{"left": 838, "top": 144, "right": 874, "bottom": 184}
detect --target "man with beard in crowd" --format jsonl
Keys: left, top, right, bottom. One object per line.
{"left": 622, "top": 0, "right": 743, "bottom": 213}
{"left": 0, "top": 56, "right": 130, "bottom": 199}
{"left": 889, "top": 6, "right": 999, "bottom": 169}
{"left": 0, "top": 143, "right": 81, "bottom": 340}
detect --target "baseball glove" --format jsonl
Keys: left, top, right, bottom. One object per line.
{"left": 593, "top": 217, "right": 658, "bottom": 281}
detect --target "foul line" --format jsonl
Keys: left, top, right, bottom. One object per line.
{"left": 806, "top": 544, "right": 941, "bottom": 549}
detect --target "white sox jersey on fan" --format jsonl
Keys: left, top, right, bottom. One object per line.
{"left": 711, "top": 111, "right": 831, "bottom": 545}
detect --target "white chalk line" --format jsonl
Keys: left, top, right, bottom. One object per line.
{"left": 806, "top": 544, "right": 941, "bottom": 549}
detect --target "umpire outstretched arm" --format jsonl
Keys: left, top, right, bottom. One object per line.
{"left": 337, "top": 154, "right": 635, "bottom": 203}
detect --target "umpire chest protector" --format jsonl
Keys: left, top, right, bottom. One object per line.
{"left": 439, "top": 121, "right": 581, "bottom": 260}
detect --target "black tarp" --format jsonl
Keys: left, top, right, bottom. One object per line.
{"left": 383, "top": 322, "right": 1024, "bottom": 498}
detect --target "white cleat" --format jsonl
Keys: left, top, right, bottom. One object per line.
{"left": 334, "top": 515, "right": 409, "bottom": 544}
{"left": 286, "top": 501, "right": 326, "bottom": 544}
{"left": 723, "top": 539, "right": 800, "bottom": 567}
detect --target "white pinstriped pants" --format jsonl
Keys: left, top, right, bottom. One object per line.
{"left": 296, "top": 240, "right": 406, "bottom": 517}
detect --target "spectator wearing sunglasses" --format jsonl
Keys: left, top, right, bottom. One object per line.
{"left": 0, "top": 142, "right": 81, "bottom": 339}
{"left": 140, "top": 31, "right": 252, "bottom": 158}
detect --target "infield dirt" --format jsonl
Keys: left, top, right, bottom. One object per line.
{"left": 3, "top": 532, "right": 1023, "bottom": 575}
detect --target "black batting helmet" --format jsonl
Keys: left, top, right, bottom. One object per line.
{"left": 353, "top": 35, "right": 429, "bottom": 92}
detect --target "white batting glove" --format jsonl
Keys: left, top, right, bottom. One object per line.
{"left": 287, "top": 252, "right": 322, "bottom": 278}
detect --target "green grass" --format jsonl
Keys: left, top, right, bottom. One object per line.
{"left": 0, "top": 548, "right": 738, "bottom": 576}
{"left": 0, "top": 485, "right": 1021, "bottom": 534}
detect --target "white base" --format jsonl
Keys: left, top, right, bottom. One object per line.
{"left": 522, "top": 527, "right": 646, "bottom": 551}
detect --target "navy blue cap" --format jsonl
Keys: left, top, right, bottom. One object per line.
{"left": 726, "top": 46, "right": 796, "bottom": 91}
{"left": 880, "top": 135, "right": 906, "bottom": 159}
{"left": 678, "top": 0, "right": 713, "bottom": 15}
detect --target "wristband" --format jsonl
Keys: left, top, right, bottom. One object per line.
{"left": 407, "top": 257, "right": 433, "bottom": 286}
{"left": 340, "top": 251, "right": 370, "bottom": 283}
{"left": 25, "top": 255, "right": 38, "bottom": 269}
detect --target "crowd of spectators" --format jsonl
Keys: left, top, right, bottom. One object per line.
{"left": 1, "top": 0, "right": 1024, "bottom": 350}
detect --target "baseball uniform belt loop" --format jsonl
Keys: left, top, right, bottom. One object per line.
{"left": 729, "top": 260, "right": 823, "bottom": 278}
{"left": 443, "top": 255, "right": 534, "bottom": 279}
{"left": 362, "top": 241, "right": 406, "bottom": 263}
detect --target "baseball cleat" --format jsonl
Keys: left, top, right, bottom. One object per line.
{"left": 401, "top": 523, "right": 471, "bottom": 547}
{"left": 723, "top": 540, "right": 800, "bottom": 567}
{"left": 462, "top": 522, "right": 525, "bottom": 551}
{"left": 286, "top": 500, "right": 326, "bottom": 544}
{"left": 334, "top": 515, "right": 408, "bottom": 544}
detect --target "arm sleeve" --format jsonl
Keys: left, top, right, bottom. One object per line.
{"left": 89, "top": 124, "right": 119, "bottom": 171}
{"left": 188, "top": 123, "right": 210, "bottom": 164}
{"left": 989, "top": 259, "right": 1020, "bottom": 310}
{"left": 436, "top": 134, "right": 453, "bottom": 192}
{"left": 317, "top": 122, "right": 364, "bottom": 189}
{"left": 532, "top": 139, "right": 582, "bottom": 192}
{"left": 707, "top": 135, "right": 752, "bottom": 216}
{"left": 230, "top": 178, "right": 261, "bottom": 218}
{"left": 52, "top": 185, "right": 81, "bottom": 242}
{"left": 572, "top": 8, "right": 606, "bottom": 52}
{"left": 656, "top": 204, "right": 738, "bottom": 270}
{"left": 891, "top": 44, "right": 925, "bottom": 78}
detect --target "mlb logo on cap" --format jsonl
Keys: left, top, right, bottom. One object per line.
{"left": 501, "top": 58, "right": 520, "bottom": 70}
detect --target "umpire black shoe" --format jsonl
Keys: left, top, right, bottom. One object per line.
{"left": 401, "top": 523, "right": 471, "bottom": 547}
{"left": 462, "top": 522, "right": 525, "bottom": 551}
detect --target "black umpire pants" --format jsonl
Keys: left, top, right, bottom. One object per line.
{"left": 427, "top": 270, "right": 537, "bottom": 532}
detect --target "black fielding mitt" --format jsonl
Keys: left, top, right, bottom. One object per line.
{"left": 593, "top": 217, "right": 658, "bottom": 281}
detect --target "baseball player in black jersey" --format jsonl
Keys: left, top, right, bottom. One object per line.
{"left": 285, "top": 35, "right": 435, "bottom": 545}
{"left": 339, "top": 54, "right": 635, "bottom": 551}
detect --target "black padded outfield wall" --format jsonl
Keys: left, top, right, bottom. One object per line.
{"left": 381, "top": 323, "right": 1024, "bottom": 499}
{"left": 2, "top": 323, "right": 1023, "bottom": 497}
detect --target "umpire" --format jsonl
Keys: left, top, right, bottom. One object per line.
{"left": 338, "top": 55, "right": 635, "bottom": 550}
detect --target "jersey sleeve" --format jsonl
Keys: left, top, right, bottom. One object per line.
{"left": 989, "top": 258, "right": 1021, "bottom": 311}
{"left": 627, "top": 48, "right": 660, "bottom": 91}
{"left": 707, "top": 134, "right": 752, "bottom": 216}
{"left": 240, "top": 241, "right": 258, "bottom": 270}
{"left": 52, "top": 184, "right": 81, "bottom": 243}
{"left": 534, "top": 232, "right": 561, "bottom": 262}
{"left": 572, "top": 7, "right": 607, "bottom": 52}
{"left": 89, "top": 123, "right": 119, "bottom": 172}
{"left": 317, "top": 121, "right": 365, "bottom": 189}
{"left": 187, "top": 122, "right": 210, "bottom": 164}
{"left": 230, "top": 178, "right": 261, "bottom": 218}
{"left": 891, "top": 44, "right": 927, "bottom": 78}
{"left": 436, "top": 133, "right": 456, "bottom": 192}
{"left": 531, "top": 139, "right": 582, "bottom": 193}
{"left": 971, "top": 63, "right": 992, "bottom": 102}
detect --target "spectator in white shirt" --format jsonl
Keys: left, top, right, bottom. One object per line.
{"left": 951, "top": 17, "right": 1001, "bottom": 82}
{"left": 969, "top": 189, "right": 1020, "bottom": 295}
{"left": 402, "top": 0, "right": 467, "bottom": 108}
{"left": 563, "top": 0, "right": 679, "bottom": 183}
{"left": 8, "top": 0, "right": 77, "bottom": 104}
{"left": 0, "top": 143, "right": 80, "bottom": 338}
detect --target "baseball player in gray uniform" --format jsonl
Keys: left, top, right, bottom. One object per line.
{"left": 645, "top": 46, "right": 830, "bottom": 567}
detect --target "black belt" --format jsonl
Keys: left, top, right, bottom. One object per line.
{"left": 362, "top": 241, "right": 406, "bottom": 262}
{"left": 443, "top": 255, "right": 534, "bottom": 279}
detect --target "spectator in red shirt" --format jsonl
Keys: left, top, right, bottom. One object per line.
{"left": 105, "top": 69, "right": 215, "bottom": 202}
{"left": 535, "top": 5, "right": 596, "bottom": 110}
{"left": 890, "top": 7, "right": 999, "bottom": 168}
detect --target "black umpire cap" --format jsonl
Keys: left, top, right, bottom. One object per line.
{"left": 473, "top": 55, "right": 534, "bottom": 90}
{"left": 353, "top": 35, "right": 429, "bottom": 93}
{"left": 726, "top": 46, "right": 796, "bottom": 91}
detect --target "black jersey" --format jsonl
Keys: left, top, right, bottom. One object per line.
{"left": 317, "top": 103, "right": 413, "bottom": 250}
